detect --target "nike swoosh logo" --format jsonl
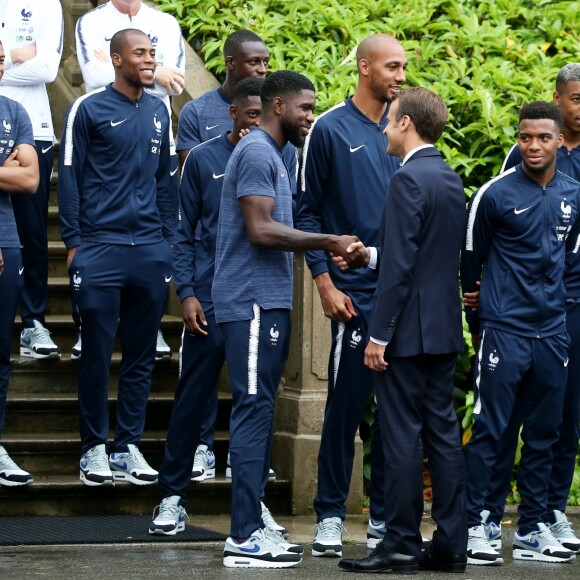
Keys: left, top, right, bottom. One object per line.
{"left": 19, "top": 267, "right": 24, "bottom": 275}
{"left": 514, "top": 206, "right": 533, "bottom": 215}
{"left": 213, "top": 172, "right": 225, "bottom": 179}
{"left": 165, "top": 275, "right": 172, "bottom": 283}
{"left": 349, "top": 145, "right": 366, "bottom": 153}
{"left": 520, "top": 539, "right": 539, "bottom": 548}
{"left": 205, "top": 124, "right": 218, "bottom": 131}
{"left": 239, "top": 544, "right": 261, "bottom": 553}
{"left": 170, "top": 168, "right": 178, "bottom": 176}
{"left": 41, "top": 144, "right": 54, "bottom": 154}
{"left": 111, "top": 119, "right": 128, "bottom": 127}
{"left": 564, "top": 358, "right": 569, "bottom": 367}
{"left": 281, "top": 173, "right": 286, "bottom": 178}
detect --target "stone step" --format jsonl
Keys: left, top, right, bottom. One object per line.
{"left": 47, "top": 204, "right": 60, "bottom": 243}
{"left": 47, "top": 240, "right": 68, "bottom": 277}
{"left": 0, "top": 474, "right": 290, "bottom": 517}
{"left": 0, "top": 431, "right": 233, "bottom": 476}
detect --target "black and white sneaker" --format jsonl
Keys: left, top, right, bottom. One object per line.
{"left": 0, "top": 445, "right": 33, "bottom": 486}
{"left": 223, "top": 527, "right": 302, "bottom": 568}
{"left": 155, "top": 330, "right": 172, "bottom": 361}
{"left": 548, "top": 510, "right": 580, "bottom": 553}
{"left": 149, "top": 495, "right": 187, "bottom": 535}
{"left": 20, "top": 320, "right": 61, "bottom": 359}
{"left": 513, "top": 522, "right": 576, "bottom": 563}
{"left": 312, "top": 516, "right": 344, "bottom": 557}
{"left": 367, "top": 518, "right": 386, "bottom": 549}
{"left": 109, "top": 444, "right": 158, "bottom": 485}
{"left": 80, "top": 444, "right": 114, "bottom": 486}
{"left": 467, "top": 524, "right": 503, "bottom": 565}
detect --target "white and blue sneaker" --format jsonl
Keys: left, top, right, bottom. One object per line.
{"left": 109, "top": 444, "right": 158, "bottom": 485}
{"left": 155, "top": 330, "right": 172, "bottom": 361}
{"left": 367, "top": 518, "right": 386, "bottom": 549}
{"left": 71, "top": 332, "right": 82, "bottom": 360}
{"left": 80, "top": 444, "right": 114, "bottom": 487}
{"left": 548, "top": 510, "right": 580, "bottom": 553}
{"left": 191, "top": 444, "right": 216, "bottom": 481}
{"left": 223, "top": 527, "right": 302, "bottom": 568}
{"left": 226, "top": 451, "right": 276, "bottom": 481}
{"left": 263, "top": 525, "right": 304, "bottom": 555}
{"left": 0, "top": 445, "right": 33, "bottom": 486}
{"left": 481, "top": 509, "right": 502, "bottom": 549}
{"left": 312, "top": 516, "right": 344, "bottom": 557}
{"left": 467, "top": 524, "right": 503, "bottom": 565}
{"left": 149, "top": 495, "right": 187, "bottom": 535}
{"left": 20, "top": 320, "right": 61, "bottom": 359}
{"left": 513, "top": 522, "right": 576, "bottom": 563}
{"left": 261, "top": 501, "right": 289, "bottom": 539}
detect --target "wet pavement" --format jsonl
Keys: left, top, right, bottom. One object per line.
{"left": 1, "top": 509, "right": 579, "bottom": 578}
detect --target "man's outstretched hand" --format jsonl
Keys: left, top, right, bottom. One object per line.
{"left": 331, "top": 240, "right": 370, "bottom": 271}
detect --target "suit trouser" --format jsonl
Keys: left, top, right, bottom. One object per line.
{"left": 377, "top": 353, "right": 466, "bottom": 556}
{"left": 222, "top": 305, "right": 290, "bottom": 538}
{"left": 12, "top": 142, "right": 53, "bottom": 328}
{"left": 0, "top": 248, "right": 23, "bottom": 435}
{"left": 314, "top": 290, "right": 385, "bottom": 522}
{"left": 158, "top": 303, "right": 225, "bottom": 499}
{"left": 465, "top": 326, "right": 568, "bottom": 535}
{"left": 71, "top": 241, "right": 171, "bottom": 454}
{"left": 484, "top": 301, "right": 580, "bottom": 524}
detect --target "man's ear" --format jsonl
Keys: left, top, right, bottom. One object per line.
{"left": 225, "top": 55, "right": 234, "bottom": 71}
{"left": 111, "top": 52, "right": 121, "bottom": 67}
{"left": 230, "top": 104, "right": 238, "bottom": 121}
{"left": 272, "top": 96, "right": 285, "bottom": 116}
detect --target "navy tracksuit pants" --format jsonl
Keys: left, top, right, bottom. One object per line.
{"left": 484, "top": 301, "right": 580, "bottom": 524}
{"left": 222, "top": 306, "right": 291, "bottom": 539}
{"left": 465, "top": 326, "right": 568, "bottom": 535}
{"left": 158, "top": 303, "right": 225, "bottom": 499}
{"left": 0, "top": 248, "right": 23, "bottom": 435}
{"left": 314, "top": 290, "right": 385, "bottom": 522}
{"left": 70, "top": 242, "right": 171, "bottom": 454}
{"left": 377, "top": 353, "right": 466, "bottom": 556}
{"left": 12, "top": 141, "right": 53, "bottom": 328}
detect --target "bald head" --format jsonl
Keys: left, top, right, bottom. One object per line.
{"left": 356, "top": 34, "right": 403, "bottom": 67}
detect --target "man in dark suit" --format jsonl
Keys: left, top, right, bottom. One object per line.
{"left": 335, "top": 87, "right": 467, "bottom": 574}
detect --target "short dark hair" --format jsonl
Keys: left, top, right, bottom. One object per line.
{"left": 233, "top": 77, "right": 264, "bottom": 104}
{"left": 556, "top": 63, "right": 580, "bottom": 93}
{"left": 395, "top": 87, "right": 448, "bottom": 144}
{"left": 110, "top": 28, "right": 149, "bottom": 58}
{"left": 261, "top": 70, "right": 315, "bottom": 104}
{"left": 519, "top": 101, "right": 563, "bottom": 132}
{"left": 223, "top": 30, "right": 264, "bottom": 59}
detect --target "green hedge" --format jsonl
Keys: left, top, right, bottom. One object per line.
{"left": 154, "top": 0, "right": 577, "bottom": 193}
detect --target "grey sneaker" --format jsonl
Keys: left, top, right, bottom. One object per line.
{"left": 149, "top": 495, "right": 187, "bottom": 535}
{"left": 548, "top": 510, "right": 580, "bottom": 553}
{"left": 261, "top": 501, "right": 289, "bottom": 538}
{"left": 263, "top": 525, "right": 304, "bottom": 554}
{"left": 0, "top": 445, "right": 33, "bottom": 486}
{"left": 223, "top": 527, "right": 302, "bottom": 568}
{"left": 367, "top": 518, "right": 386, "bottom": 549}
{"left": 80, "top": 444, "right": 114, "bottom": 487}
{"left": 312, "top": 516, "right": 344, "bottom": 557}
{"left": 481, "top": 509, "right": 502, "bottom": 549}
{"left": 109, "top": 444, "right": 158, "bottom": 485}
{"left": 71, "top": 333, "right": 82, "bottom": 360}
{"left": 467, "top": 524, "right": 503, "bottom": 565}
{"left": 514, "top": 522, "right": 576, "bottom": 563}
{"left": 191, "top": 444, "right": 216, "bottom": 481}
{"left": 155, "top": 330, "right": 172, "bottom": 361}
{"left": 20, "top": 320, "right": 61, "bottom": 359}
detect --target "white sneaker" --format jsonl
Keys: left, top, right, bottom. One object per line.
{"left": 191, "top": 444, "right": 216, "bottom": 481}
{"left": 155, "top": 330, "right": 172, "bottom": 361}
{"left": 80, "top": 444, "right": 114, "bottom": 487}
{"left": 0, "top": 445, "right": 33, "bottom": 486}
{"left": 312, "top": 516, "right": 344, "bottom": 557}
{"left": 109, "top": 444, "right": 158, "bottom": 485}
{"left": 71, "top": 333, "right": 81, "bottom": 360}
{"left": 548, "top": 510, "right": 580, "bottom": 553}
{"left": 226, "top": 451, "right": 276, "bottom": 481}
{"left": 149, "top": 495, "right": 187, "bottom": 535}
{"left": 467, "top": 524, "right": 503, "bottom": 565}
{"left": 367, "top": 518, "right": 386, "bottom": 549}
{"left": 20, "top": 320, "right": 61, "bottom": 359}
{"left": 223, "top": 527, "right": 302, "bottom": 568}
{"left": 514, "top": 522, "right": 576, "bottom": 563}
{"left": 261, "top": 501, "right": 289, "bottom": 538}
{"left": 263, "top": 525, "right": 304, "bottom": 554}
{"left": 481, "top": 509, "right": 502, "bottom": 549}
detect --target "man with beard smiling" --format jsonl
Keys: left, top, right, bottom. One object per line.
{"left": 58, "top": 29, "right": 175, "bottom": 487}
{"left": 212, "top": 70, "right": 363, "bottom": 568}
{"left": 461, "top": 102, "right": 580, "bottom": 565}
{"left": 295, "top": 33, "right": 407, "bottom": 556}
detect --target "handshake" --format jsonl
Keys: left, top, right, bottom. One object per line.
{"left": 328, "top": 237, "right": 371, "bottom": 271}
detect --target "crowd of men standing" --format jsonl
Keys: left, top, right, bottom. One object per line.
{"left": 0, "top": 0, "right": 579, "bottom": 573}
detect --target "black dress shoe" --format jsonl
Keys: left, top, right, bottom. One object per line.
{"left": 338, "top": 542, "right": 417, "bottom": 574}
{"left": 418, "top": 541, "right": 466, "bottom": 573}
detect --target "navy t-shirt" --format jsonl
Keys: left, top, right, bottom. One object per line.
{"left": 0, "top": 95, "right": 35, "bottom": 247}
{"left": 213, "top": 128, "right": 293, "bottom": 323}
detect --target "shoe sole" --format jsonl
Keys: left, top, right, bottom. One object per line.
{"left": 80, "top": 472, "right": 114, "bottom": 487}
{"left": 312, "top": 546, "right": 342, "bottom": 557}
{"left": 149, "top": 522, "right": 185, "bottom": 536}
{"left": 20, "top": 347, "right": 61, "bottom": 359}
{"left": 111, "top": 471, "right": 157, "bottom": 485}
{"left": 513, "top": 549, "right": 575, "bottom": 563}
{"left": 0, "top": 476, "right": 33, "bottom": 487}
{"left": 155, "top": 353, "right": 173, "bottom": 361}
{"left": 71, "top": 352, "right": 81, "bottom": 360}
{"left": 467, "top": 555, "right": 503, "bottom": 565}
{"left": 223, "top": 556, "right": 301, "bottom": 568}
{"left": 191, "top": 468, "right": 216, "bottom": 482}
